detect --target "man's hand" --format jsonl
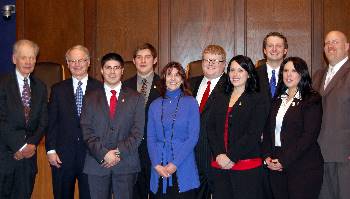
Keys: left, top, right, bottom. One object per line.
{"left": 266, "top": 158, "right": 283, "bottom": 171}
{"left": 47, "top": 153, "right": 62, "bottom": 168}
{"left": 165, "top": 162, "right": 177, "bottom": 176}
{"left": 22, "top": 144, "right": 36, "bottom": 158}
{"left": 155, "top": 165, "right": 169, "bottom": 178}
{"left": 101, "top": 150, "right": 120, "bottom": 168}
{"left": 14, "top": 151, "right": 24, "bottom": 160}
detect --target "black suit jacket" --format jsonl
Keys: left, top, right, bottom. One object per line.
{"left": 256, "top": 63, "right": 274, "bottom": 116}
{"left": 208, "top": 91, "right": 267, "bottom": 163}
{"left": 81, "top": 86, "right": 145, "bottom": 175}
{"left": 123, "top": 74, "right": 161, "bottom": 165}
{"left": 189, "top": 74, "right": 227, "bottom": 172}
{"left": 46, "top": 77, "right": 102, "bottom": 161}
{"left": 262, "top": 92, "right": 323, "bottom": 171}
{"left": 0, "top": 72, "right": 48, "bottom": 172}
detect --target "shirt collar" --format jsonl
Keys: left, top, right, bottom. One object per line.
{"left": 328, "top": 56, "right": 348, "bottom": 73}
{"left": 72, "top": 75, "right": 88, "bottom": 86}
{"left": 203, "top": 73, "right": 223, "bottom": 85}
{"left": 281, "top": 89, "right": 302, "bottom": 100}
{"left": 137, "top": 72, "right": 154, "bottom": 84}
{"left": 104, "top": 82, "right": 122, "bottom": 94}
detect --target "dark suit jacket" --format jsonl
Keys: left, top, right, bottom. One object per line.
{"left": 0, "top": 72, "right": 48, "bottom": 172}
{"left": 208, "top": 91, "right": 267, "bottom": 163}
{"left": 46, "top": 77, "right": 102, "bottom": 162}
{"left": 80, "top": 86, "right": 145, "bottom": 176}
{"left": 256, "top": 63, "right": 274, "bottom": 116}
{"left": 123, "top": 74, "right": 160, "bottom": 166}
{"left": 262, "top": 92, "right": 323, "bottom": 170}
{"left": 313, "top": 60, "right": 350, "bottom": 162}
{"left": 190, "top": 74, "right": 227, "bottom": 171}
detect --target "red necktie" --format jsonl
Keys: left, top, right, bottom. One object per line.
{"left": 199, "top": 81, "right": 211, "bottom": 113}
{"left": 109, "top": 90, "right": 118, "bottom": 118}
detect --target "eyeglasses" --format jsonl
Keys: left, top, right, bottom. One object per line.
{"left": 325, "top": 40, "right": 340, "bottom": 46}
{"left": 203, "top": 58, "right": 225, "bottom": 65}
{"left": 103, "top": 65, "right": 123, "bottom": 72}
{"left": 67, "top": 58, "right": 89, "bottom": 65}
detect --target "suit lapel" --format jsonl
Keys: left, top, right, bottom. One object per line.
{"left": 323, "top": 61, "right": 350, "bottom": 96}
{"left": 147, "top": 74, "right": 160, "bottom": 107}
{"left": 9, "top": 73, "right": 26, "bottom": 124}
{"left": 261, "top": 64, "right": 272, "bottom": 99}
{"left": 202, "top": 74, "right": 226, "bottom": 113}
{"left": 112, "top": 88, "right": 129, "bottom": 129}
{"left": 192, "top": 76, "right": 204, "bottom": 97}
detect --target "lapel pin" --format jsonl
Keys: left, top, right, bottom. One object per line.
{"left": 154, "top": 85, "right": 157, "bottom": 89}
{"left": 239, "top": 102, "right": 242, "bottom": 106}
{"left": 291, "top": 102, "right": 295, "bottom": 106}
{"left": 122, "top": 98, "right": 125, "bottom": 103}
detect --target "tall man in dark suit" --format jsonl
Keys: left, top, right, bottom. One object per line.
{"left": 123, "top": 43, "right": 160, "bottom": 199}
{"left": 0, "top": 39, "right": 48, "bottom": 199}
{"left": 189, "top": 45, "right": 227, "bottom": 199}
{"left": 313, "top": 30, "right": 350, "bottom": 199}
{"left": 46, "top": 45, "right": 102, "bottom": 199}
{"left": 81, "top": 53, "right": 144, "bottom": 199}
{"left": 256, "top": 32, "right": 288, "bottom": 199}
{"left": 256, "top": 32, "right": 288, "bottom": 109}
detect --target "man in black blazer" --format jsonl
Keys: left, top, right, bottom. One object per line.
{"left": 123, "top": 43, "right": 160, "bottom": 199}
{"left": 256, "top": 32, "right": 288, "bottom": 199}
{"left": 0, "top": 39, "right": 48, "bottom": 199}
{"left": 46, "top": 45, "right": 102, "bottom": 199}
{"left": 81, "top": 53, "right": 144, "bottom": 199}
{"left": 189, "top": 45, "right": 227, "bottom": 199}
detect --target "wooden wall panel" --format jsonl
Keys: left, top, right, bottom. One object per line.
{"left": 95, "top": 0, "right": 159, "bottom": 78}
{"left": 17, "top": 0, "right": 85, "bottom": 65}
{"left": 169, "top": 0, "right": 236, "bottom": 67}
{"left": 324, "top": 0, "right": 350, "bottom": 38}
{"left": 246, "top": 0, "right": 312, "bottom": 67}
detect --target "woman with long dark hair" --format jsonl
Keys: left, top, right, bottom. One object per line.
{"left": 147, "top": 62, "right": 200, "bottom": 199}
{"left": 262, "top": 57, "right": 323, "bottom": 199}
{"left": 208, "top": 55, "right": 267, "bottom": 199}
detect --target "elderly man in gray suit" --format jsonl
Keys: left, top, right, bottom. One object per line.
{"left": 81, "top": 53, "right": 144, "bottom": 199}
{"left": 313, "top": 30, "right": 350, "bottom": 199}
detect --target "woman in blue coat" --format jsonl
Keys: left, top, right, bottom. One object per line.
{"left": 147, "top": 62, "right": 200, "bottom": 199}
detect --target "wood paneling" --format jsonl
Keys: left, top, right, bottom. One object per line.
{"left": 324, "top": 0, "right": 350, "bottom": 38}
{"left": 95, "top": 0, "right": 159, "bottom": 79}
{"left": 246, "top": 0, "right": 312, "bottom": 67}
{"left": 168, "top": 0, "right": 236, "bottom": 67}
{"left": 16, "top": 0, "right": 85, "bottom": 65}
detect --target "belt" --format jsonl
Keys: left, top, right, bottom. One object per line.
{"left": 211, "top": 157, "right": 262, "bottom": 171}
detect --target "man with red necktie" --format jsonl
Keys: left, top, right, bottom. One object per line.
{"left": 189, "top": 45, "right": 228, "bottom": 199}
{"left": 81, "top": 53, "right": 145, "bottom": 199}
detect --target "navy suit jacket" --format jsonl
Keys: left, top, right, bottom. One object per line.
{"left": 46, "top": 77, "right": 102, "bottom": 162}
{"left": 81, "top": 85, "right": 145, "bottom": 175}
{"left": 0, "top": 72, "right": 48, "bottom": 172}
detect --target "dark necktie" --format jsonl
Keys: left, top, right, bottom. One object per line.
{"left": 270, "top": 70, "right": 276, "bottom": 97}
{"left": 75, "top": 81, "right": 83, "bottom": 116}
{"left": 140, "top": 78, "right": 148, "bottom": 105}
{"left": 110, "top": 90, "right": 118, "bottom": 118}
{"left": 199, "top": 80, "right": 211, "bottom": 113}
{"left": 22, "top": 77, "right": 31, "bottom": 124}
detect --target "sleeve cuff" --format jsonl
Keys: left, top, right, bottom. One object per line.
{"left": 47, "top": 150, "right": 56, "bottom": 154}
{"left": 19, "top": 143, "right": 27, "bottom": 151}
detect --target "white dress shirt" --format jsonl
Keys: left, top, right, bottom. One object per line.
{"left": 324, "top": 56, "right": 348, "bottom": 89}
{"left": 195, "top": 74, "right": 223, "bottom": 105}
{"left": 274, "top": 90, "right": 302, "bottom": 146}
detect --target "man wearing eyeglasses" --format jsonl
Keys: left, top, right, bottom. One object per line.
{"left": 81, "top": 53, "right": 144, "bottom": 199}
{"left": 256, "top": 32, "right": 288, "bottom": 199}
{"left": 46, "top": 45, "right": 102, "bottom": 199}
{"left": 189, "top": 44, "right": 228, "bottom": 199}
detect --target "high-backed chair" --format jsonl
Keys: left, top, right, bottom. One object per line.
{"left": 123, "top": 61, "right": 137, "bottom": 81}
{"left": 255, "top": 58, "right": 267, "bottom": 68}
{"left": 186, "top": 59, "right": 203, "bottom": 79}
{"left": 32, "top": 62, "right": 66, "bottom": 97}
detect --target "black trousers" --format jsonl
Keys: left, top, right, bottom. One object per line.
{"left": 0, "top": 158, "right": 36, "bottom": 199}
{"left": 51, "top": 147, "right": 90, "bottom": 199}
{"left": 152, "top": 173, "right": 196, "bottom": 199}
{"left": 212, "top": 166, "right": 263, "bottom": 199}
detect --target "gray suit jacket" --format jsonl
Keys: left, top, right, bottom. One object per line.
{"left": 80, "top": 85, "right": 145, "bottom": 175}
{"left": 313, "top": 59, "right": 350, "bottom": 162}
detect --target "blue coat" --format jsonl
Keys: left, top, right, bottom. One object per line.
{"left": 147, "top": 88, "right": 200, "bottom": 193}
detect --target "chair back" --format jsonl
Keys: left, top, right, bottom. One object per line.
{"left": 33, "top": 62, "right": 65, "bottom": 97}
{"left": 186, "top": 59, "right": 203, "bottom": 79}
{"left": 123, "top": 61, "right": 137, "bottom": 81}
